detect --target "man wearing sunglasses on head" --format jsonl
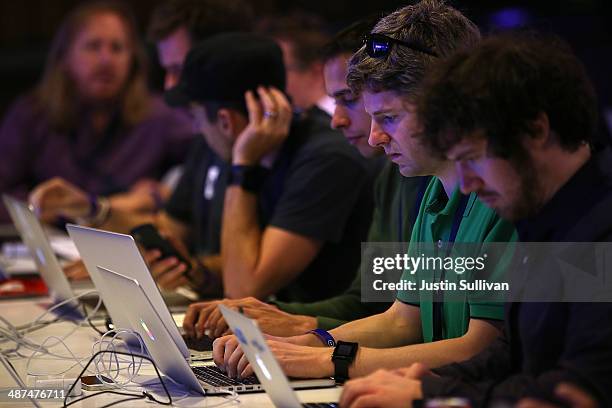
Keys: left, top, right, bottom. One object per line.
{"left": 212, "top": 0, "right": 516, "bottom": 383}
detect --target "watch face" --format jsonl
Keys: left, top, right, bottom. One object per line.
{"left": 333, "top": 341, "right": 358, "bottom": 358}
{"left": 337, "top": 344, "right": 354, "bottom": 355}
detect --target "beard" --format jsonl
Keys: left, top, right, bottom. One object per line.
{"left": 500, "top": 157, "right": 544, "bottom": 221}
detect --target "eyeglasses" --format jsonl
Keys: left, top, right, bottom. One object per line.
{"left": 363, "top": 33, "right": 438, "bottom": 58}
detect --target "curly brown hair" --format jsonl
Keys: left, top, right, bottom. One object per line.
{"left": 417, "top": 32, "right": 598, "bottom": 159}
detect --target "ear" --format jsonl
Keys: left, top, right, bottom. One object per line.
{"left": 216, "top": 108, "right": 248, "bottom": 141}
{"left": 216, "top": 108, "right": 235, "bottom": 139}
{"left": 310, "top": 61, "right": 325, "bottom": 79}
{"left": 524, "top": 112, "right": 551, "bottom": 151}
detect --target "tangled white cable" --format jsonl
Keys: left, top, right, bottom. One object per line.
{"left": 91, "top": 328, "right": 147, "bottom": 387}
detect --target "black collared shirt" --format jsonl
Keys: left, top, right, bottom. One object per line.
{"left": 422, "top": 147, "right": 612, "bottom": 407}
{"left": 516, "top": 147, "right": 612, "bottom": 242}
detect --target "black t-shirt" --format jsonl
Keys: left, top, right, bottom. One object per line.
{"left": 166, "top": 113, "right": 375, "bottom": 302}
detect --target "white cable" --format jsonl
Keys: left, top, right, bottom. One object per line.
{"left": 2, "top": 295, "right": 240, "bottom": 406}
{"left": 0, "top": 290, "right": 103, "bottom": 360}
{"left": 0, "top": 352, "right": 42, "bottom": 408}
{"left": 91, "top": 328, "right": 148, "bottom": 387}
{"left": 25, "top": 335, "right": 93, "bottom": 377}
{"left": 203, "top": 389, "right": 241, "bottom": 408}
{"left": 0, "top": 291, "right": 104, "bottom": 379}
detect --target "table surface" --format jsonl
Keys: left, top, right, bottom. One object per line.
{"left": 0, "top": 297, "right": 342, "bottom": 407}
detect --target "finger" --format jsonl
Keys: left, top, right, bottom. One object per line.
{"left": 213, "top": 336, "right": 232, "bottom": 367}
{"left": 156, "top": 265, "right": 188, "bottom": 289}
{"left": 183, "top": 303, "right": 206, "bottom": 337}
{"left": 31, "top": 191, "right": 62, "bottom": 221}
{"left": 29, "top": 178, "right": 62, "bottom": 211}
{"left": 257, "top": 86, "right": 278, "bottom": 126}
{"left": 239, "top": 362, "right": 254, "bottom": 379}
{"left": 206, "top": 308, "right": 229, "bottom": 338}
{"left": 194, "top": 303, "right": 219, "bottom": 338}
{"left": 245, "top": 90, "right": 263, "bottom": 125}
{"left": 556, "top": 383, "right": 596, "bottom": 408}
{"left": 340, "top": 378, "right": 374, "bottom": 408}
{"left": 198, "top": 304, "right": 219, "bottom": 337}
{"left": 225, "top": 342, "right": 243, "bottom": 378}
{"left": 269, "top": 87, "right": 292, "bottom": 125}
{"left": 258, "top": 86, "right": 277, "bottom": 121}
{"left": 150, "top": 256, "right": 179, "bottom": 279}
{"left": 236, "top": 353, "right": 250, "bottom": 378}
{"left": 142, "top": 249, "right": 162, "bottom": 266}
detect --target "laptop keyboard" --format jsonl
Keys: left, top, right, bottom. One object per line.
{"left": 191, "top": 365, "right": 259, "bottom": 387}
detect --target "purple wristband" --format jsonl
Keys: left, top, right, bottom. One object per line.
{"left": 308, "top": 329, "right": 336, "bottom": 347}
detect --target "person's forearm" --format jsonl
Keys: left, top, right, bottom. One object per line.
{"left": 274, "top": 293, "right": 362, "bottom": 321}
{"left": 86, "top": 192, "right": 157, "bottom": 233}
{"left": 349, "top": 333, "right": 498, "bottom": 378}
{"left": 221, "top": 186, "right": 263, "bottom": 298}
{"left": 328, "top": 307, "right": 421, "bottom": 348}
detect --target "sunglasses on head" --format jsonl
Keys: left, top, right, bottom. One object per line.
{"left": 363, "top": 33, "right": 439, "bottom": 58}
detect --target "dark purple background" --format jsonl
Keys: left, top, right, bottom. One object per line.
{"left": 1, "top": 0, "right": 610, "bottom": 139}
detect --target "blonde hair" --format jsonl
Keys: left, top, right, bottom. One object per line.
{"left": 35, "top": 1, "right": 150, "bottom": 131}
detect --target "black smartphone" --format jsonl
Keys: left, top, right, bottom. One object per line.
{"left": 130, "top": 223, "right": 191, "bottom": 273}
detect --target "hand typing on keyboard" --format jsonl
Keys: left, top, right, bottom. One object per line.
{"left": 212, "top": 334, "right": 334, "bottom": 379}
{"left": 183, "top": 297, "right": 317, "bottom": 339}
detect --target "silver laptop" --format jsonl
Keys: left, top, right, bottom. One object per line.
{"left": 66, "top": 224, "right": 201, "bottom": 358}
{"left": 219, "top": 305, "right": 338, "bottom": 407}
{"left": 2, "top": 195, "right": 88, "bottom": 313}
{"left": 96, "top": 265, "right": 336, "bottom": 395}
{"left": 66, "top": 224, "right": 212, "bottom": 357}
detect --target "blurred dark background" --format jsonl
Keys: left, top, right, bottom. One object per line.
{"left": 1, "top": 0, "right": 611, "bottom": 135}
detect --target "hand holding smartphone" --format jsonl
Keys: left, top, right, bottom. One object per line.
{"left": 130, "top": 223, "right": 191, "bottom": 275}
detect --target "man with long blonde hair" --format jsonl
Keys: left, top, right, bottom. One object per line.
{"left": 0, "top": 1, "right": 193, "bottom": 224}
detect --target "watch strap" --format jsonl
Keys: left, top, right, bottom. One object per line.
{"left": 332, "top": 340, "right": 358, "bottom": 384}
{"left": 308, "top": 329, "right": 336, "bottom": 347}
{"left": 228, "top": 165, "right": 269, "bottom": 193}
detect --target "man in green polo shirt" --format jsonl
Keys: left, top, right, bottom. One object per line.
{"left": 396, "top": 177, "right": 515, "bottom": 343}
{"left": 213, "top": 1, "right": 516, "bottom": 381}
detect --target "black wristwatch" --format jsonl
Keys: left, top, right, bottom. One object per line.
{"left": 331, "top": 341, "right": 358, "bottom": 384}
{"left": 228, "top": 165, "right": 269, "bottom": 193}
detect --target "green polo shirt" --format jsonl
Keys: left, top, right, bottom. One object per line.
{"left": 275, "top": 162, "right": 427, "bottom": 329}
{"left": 397, "top": 177, "right": 517, "bottom": 343}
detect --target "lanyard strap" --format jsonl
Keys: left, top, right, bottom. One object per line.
{"left": 447, "top": 193, "right": 470, "bottom": 255}
{"left": 433, "top": 192, "right": 470, "bottom": 341}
